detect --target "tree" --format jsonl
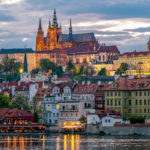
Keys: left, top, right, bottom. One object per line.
{"left": 115, "top": 63, "right": 128, "bottom": 75}
{"left": 56, "top": 66, "right": 63, "bottom": 77}
{"left": 78, "top": 66, "right": 84, "bottom": 75}
{"left": 40, "top": 59, "right": 55, "bottom": 72}
{"left": 3, "top": 55, "right": 21, "bottom": 73}
{"left": 0, "top": 94, "right": 10, "bottom": 108}
{"left": 115, "top": 68, "right": 122, "bottom": 75}
{"left": 127, "top": 116, "right": 145, "bottom": 124}
{"left": 79, "top": 116, "right": 87, "bottom": 123}
{"left": 120, "top": 63, "right": 128, "bottom": 73}
{"left": 31, "top": 68, "right": 41, "bottom": 74}
{"left": 67, "top": 60, "right": 74, "bottom": 72}
{"left": 11, "top": 93, "right": 30, "bottom": 112}
{"left": 98, "top": 68, "right": 106, "bottom": 76}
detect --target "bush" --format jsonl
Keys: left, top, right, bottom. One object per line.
{"left": 127, "top": 116, "right": 145, "bottom": 124}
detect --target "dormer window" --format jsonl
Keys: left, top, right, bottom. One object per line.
{"left": 90, "top": 87, "right": 93, "bottom": 91}
{"left": 139, "top": 83, "right": 145, "bottom": 88}
{"left": 82, "top": 88, "right": 86, "bottom": 92}
{"left": 112, "top": 82, "right": 117, "bottom": 89}
{"left": 130, "top": 84, "right": 135, "bottom": 88}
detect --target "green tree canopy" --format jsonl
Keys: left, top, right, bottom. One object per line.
{"left": 79, "top": 116, "right": 87, "bottom": 123}
{"left": 78, "top": 66, "right": 84, "bottom": 75}
{"left": 56, "top": 66, "right": 63, "bottom": 77}
{"left": 31, "top": 68, "right": 41, "bottom": 74}
{"left": 127, "top": 116, "right": 145, "bottom": 124}
{"left": 98, "top": 68, "right": 106, "bottom": 76}
{"left": 11, "top": 93, "right": 30, "bottom": 112}
{"left": 120, "top": 63, "right": 128, "bottom": 73}
{"left": 115, "top": 68, "right": 122, "bottom": 75}
{"left": 0, "top": 94, "right": 10, "bottom": 108}
{"left": 67, "top": 60, "right": 74, "bottom": 72}
{"left": 40, "top": 59, "right": 55, "bottom": 72}
{"left": 115, "top": 63, "right": 128, "bottom": 75}
{"left": 3, "top": 55, "right": 21, "bottom": 73}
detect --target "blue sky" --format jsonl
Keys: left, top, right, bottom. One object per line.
{"left": 0, "top": 0, "right": 150, "bottom": 53}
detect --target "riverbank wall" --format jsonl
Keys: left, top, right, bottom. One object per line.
{"left": 85, "top": 124, "right": 150, "bottom": 136}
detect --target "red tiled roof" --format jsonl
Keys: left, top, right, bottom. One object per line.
{"left": 121, "top": 51, "right": 149, "bottom": 57}
{"left": 0, "top": 108, "right": 33, "bottom": 120}
{"left": 95, "top": 109, "right": 120, "bottom": 118}
{"left": 34, "top": 88, "right": 52, "bottom": 99}
{"left": 72, "top": 83, "right": 97, "bottom": 94}
{"left": 99, "top": 46, "right": 120, "bottom": 53}
{"left": 104, "top": 77, "right": 150, "bottom": 91}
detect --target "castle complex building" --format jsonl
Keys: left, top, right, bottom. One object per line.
{"left": 36, "top": 9, "right": 98, "bottom": 51}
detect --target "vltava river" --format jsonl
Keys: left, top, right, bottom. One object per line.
{"left": 0, "top": 134, "right": 150, "bottom": 150}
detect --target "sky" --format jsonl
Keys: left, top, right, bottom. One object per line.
{"left": 0, "top": 0, "right": 150, "bottom": 53}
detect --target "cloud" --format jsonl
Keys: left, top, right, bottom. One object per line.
{"left": 0, "top": 0, "right": 23, "bottom": 5}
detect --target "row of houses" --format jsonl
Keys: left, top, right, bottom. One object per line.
{"left": 1, "top": 75, "right": 150, "bottom": 128}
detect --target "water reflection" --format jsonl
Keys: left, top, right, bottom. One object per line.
{"left": 0, "top": 134, "right": 150, "bottom": 150}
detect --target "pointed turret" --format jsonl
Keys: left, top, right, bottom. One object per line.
{"left": 69, "top": 19, "right": 73, "bottom": 42}
{"left": 49, "top": 19, "right": 51, "bottom": 29}
{"left": 23, "top": 51, "right": 28, "bottom": 73}
{"left": 52, "top": 8, "right": 58, "bottom": 28}
{"left": 38, "top": 18, "right": 42, "bottom": 30}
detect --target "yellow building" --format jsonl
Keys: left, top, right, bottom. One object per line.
{"left": 104, "top": 77, "right": 150, "bottom": 119}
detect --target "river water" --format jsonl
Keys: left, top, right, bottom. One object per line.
{"left": 0, "top": 134, "right": 150, "bottom": 150}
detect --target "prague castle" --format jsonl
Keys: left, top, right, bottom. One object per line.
{"left": 36, "top": 9, "right": 98, "bottom": 51}
{"left": 0, "top": 9, "right": 120, "bottom": 73}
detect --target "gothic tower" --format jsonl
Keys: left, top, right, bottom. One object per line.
{"left": 147, "top": 37, "right": 150, "bottom": 52}
{"left": 36, "top": 19, "right": 44, "bottom": 51}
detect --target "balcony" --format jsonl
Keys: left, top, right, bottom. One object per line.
{"left": 60, "top": 108, "right": 79, "bottom": 112}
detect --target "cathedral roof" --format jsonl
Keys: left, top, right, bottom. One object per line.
{"left": 62, "top": 33, "right": 96, "bottom": 43}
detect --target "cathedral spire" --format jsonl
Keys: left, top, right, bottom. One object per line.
{"left": 52, "top": 8, "right": 58, "bottom": 28}
{"left": 23, "top": 48, "right": 28, "bottom": 73}
{"left": 69, "top": 19, "right": 73, "bottom": 42}
{"left": 49, "top": 19, "right": 51, "bottom": 29}
{"left": 38, "top": 18, "right": 42, "bottom": 30}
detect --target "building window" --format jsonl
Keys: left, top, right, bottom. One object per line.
{"left": 144, "top": 109, "right": 146, "bottom": 113}
{"left": 107, "top": 100, "right": 109, "bottom": 105}
{"left": 135, "top": 92, "right": 138, "bottom": 96}
{"left": 129, "top": 100, "right": 131, "bottom": 105}
{"left": 107, "top": 92, "right": 109, "bottom": 96}
{"left": 139, "top": 91, "right": 142, "bottom": 96}
{"left": 128, "top": 92, "right": 131, "bottom": 96}
{"left": 115, "top": 99, "right": 117, "bottom": 106}
{"left": 144, "top": 100, "right": 146, "bottom": 105}
{"left": 128, "top": 109, "right": 131, "bottom": 113}
{"left": 140, "top": 100, "right": 142, "bottom": 105}
{"left": 115, "top": 92, "right": 117, "bottom": 96}
{"left": 135, "top": 100, "right": 138, "bottom": 105}
{"left": 118, "top": 100, "right": 120, "bottom": 106}
{"left": 135, "top": 109, "right": 138, "bottom": 113}
{"left": 111, "top": 92, "right": 113, "bottom": 96}
{"left": 48, "top": 105, "right": 50, "bottom": 110}
{"left": 144, "top": 91, "right": 146, "bottom": 96}
{"left": 111, "top": 100, "right": 113, "bottom": 106}
{"left": 118, "top": 92, "right": 121, "bottom": 96}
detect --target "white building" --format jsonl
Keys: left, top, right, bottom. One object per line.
{"left": 101, "top": 115, "right": 123, "bottom": 127}
{"left": 41, "top": 95, "right": 60, "bottom": 125}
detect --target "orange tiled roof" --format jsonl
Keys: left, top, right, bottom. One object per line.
{"left": 104, "top": 77, "right": 150, "bottom": 91}
{"left": 72, "top": 83, "right": 97, "bottom": 94}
